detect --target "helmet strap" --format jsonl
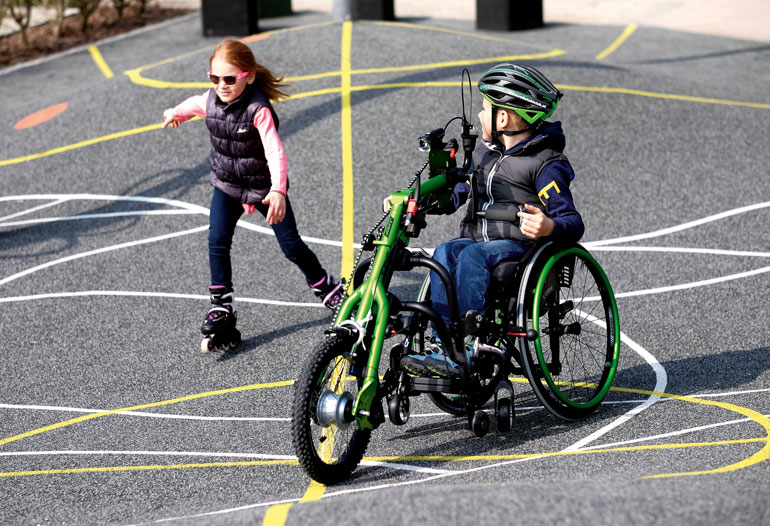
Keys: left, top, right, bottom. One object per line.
{"left": 490, "top": 106, "right": 538, "bottom": 140}
{"left": 496, "top": 127, "right": 534, "bottom": 137}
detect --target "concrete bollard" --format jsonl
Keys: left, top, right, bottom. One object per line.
{"left": 476, "top": 0, "right": 543, "bottom": 31}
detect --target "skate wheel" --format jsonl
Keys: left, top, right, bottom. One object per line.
{"left": 228, "top": 329, "right": 241, "bottom": 349}
{"left": 201, "top": 338, "right": 213, "bottom": 354}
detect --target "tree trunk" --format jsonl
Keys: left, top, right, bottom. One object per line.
{"left": 51, "top": 0, "right": 67, "bottom": 39}
{"left": 8, "top": 0, "right": 34, "bottom": 47}
{"left": 77, "top": 0, "right": 101, "bottom": 32}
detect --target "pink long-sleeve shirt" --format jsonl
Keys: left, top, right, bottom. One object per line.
{"left": 165, "top": 92, "right": 288, "bottom": 195}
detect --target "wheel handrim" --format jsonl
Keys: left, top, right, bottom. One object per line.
{"left": 531, "top": 247, "right": 620, "bottom": 409}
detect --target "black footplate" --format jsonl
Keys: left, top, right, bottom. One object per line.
{"left": 409, "top": 377, "right": 462, "bottom": 393}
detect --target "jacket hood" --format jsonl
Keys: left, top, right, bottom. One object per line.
{"left": 506, "top": 121, "right": 566, "bottom": 155}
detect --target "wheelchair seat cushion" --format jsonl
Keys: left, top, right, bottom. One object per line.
{"left": 489, "top": 259, "right": 521, "bottom": 297}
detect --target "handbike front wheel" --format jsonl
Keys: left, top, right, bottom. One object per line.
{"left": 520, "top": 245, "right": 620, "bottom": 421}
{"left": 292, "top": 336, "right": 371, "bottom": 485}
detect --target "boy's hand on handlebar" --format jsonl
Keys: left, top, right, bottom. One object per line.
{"left": 517, "top": 204, "right": 554, "bottom": 239}
{"left": 262, "top": 191, "right": 286, "bottom": 225}
{"left": 382, "top": 196, "right": 392, "bottom": 213}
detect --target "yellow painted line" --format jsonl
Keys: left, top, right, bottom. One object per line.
{"left": 596, "top": 24, "right": 638, "bottom": 61}
{"left": 0, "top": 122, "right": 163, "bottom": 167}
{"left": 261, "top": 481, "right": 326, "bottom": 525}
{"left": 558, "top": 83, "right": 770, "bottom": 109}
{"left": 611, "top": 387, "right": 770, "bottom": 478}
{"left": 88, "top": 45, "right": 114, "bottom": 79}
{"left": 0, "top": 379, "right": 294, "bottom": 448}
{"left": 367, "top": 20, "right": 554, "bottom": 50}
{"left": 262, "top": 30, "right": 358, "bottom": 526}
{"left": 262, "top": 503, "right": 293, "bottom": 525}
{"left": 2, "top": 82, "right": 767, "bottom": 168}
{"left": 340, "top": 20, "right": 355, "bottom": 279}
{"left": 300, "top": 480, "right": 326, "bottom": 501}
{"left": 261, "top": 24, "right": 356, "bottom": 526}
{"left": 0, "top": 382, "right": 765, "bottom": 482}
{"left": 123, "top": 22, "right": 335, "bottom": 89}
{"left": 124, "top": 66, "right": 340, "bottom": 90}
{"left": 366, "top": 437, "right": 767, "bottom": 463}
{"left": 1, "top": 437, "right": 765, "bottom": 479}
{"left": 0, "top": 459, "right": 297, "bottom": 478}
{"left": 352, "top": 50, "right": 565, "bottom": 75}
{"left": 285, "top": 86, "right": 343, "bottom": 100}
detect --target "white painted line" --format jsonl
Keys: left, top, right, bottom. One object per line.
{"left": 0, "top": 403, "right": 291, "bottom": 421}
{"left": 146, "top": 329, "right": 670, "bottom": 524}
{"left": 0, "top": 210, "right": 200, "bottom": 228}
{"left": 690, "top": 388, "right": 770, "bottom": 398}
{"left": 0, "top": 290, "right": 325, "bottom": 308}
{"left": 612, "top": 266, "right": 770, "bottom": 300}
{"left": 0, "top": 193, "right": 348, "bottom": 246}
{"left": 576, "top": 413, "right": 770, "bottom": 452}
{"left": 585, "top": 200, "right": 770, "bottom": 247}
{"left": 0, "top": 225, "right": 210, "bottom": 287}
{"left": 359, "top": 460, "right": 453, "bottom": 474}
{"left": 0, "top": 198, "right": 70, "bottom": 222}
{"left": 562, "top": 312, "right": 667, "bottom": 452}
{"left": 591, "top": 245, "right": 770, "bottom": 258}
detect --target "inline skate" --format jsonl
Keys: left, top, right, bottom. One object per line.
{"left": 310, "top": 274, "right": 345, "bottom": 310}
{"left": 200, "top": 285, "right": 241, "bottom": 353}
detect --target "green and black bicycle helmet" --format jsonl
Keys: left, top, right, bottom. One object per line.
{"left": 478, "top": 63, "right": 562, "bottom": 137}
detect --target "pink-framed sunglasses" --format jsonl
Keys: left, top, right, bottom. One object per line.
{"left": 208, "top": 70, "right": 249, "bottom": 85}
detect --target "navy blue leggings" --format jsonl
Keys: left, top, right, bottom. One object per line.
{"left": 208, "top": 188, "right": 327, "bottom": 289}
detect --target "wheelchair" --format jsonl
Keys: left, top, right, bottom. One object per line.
{"left": 385, "top": 237, "right": 621, "bottom": 435}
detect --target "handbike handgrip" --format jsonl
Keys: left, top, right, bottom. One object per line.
{"left": 476, "top": 209, "right": 520, "bottom": 224}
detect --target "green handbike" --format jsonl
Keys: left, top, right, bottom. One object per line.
{"left": 291, "top": 109, "right": 620, "bottom": 486}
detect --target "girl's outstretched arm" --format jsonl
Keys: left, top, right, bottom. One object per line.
{"left": 162, "top": 92, "right": 208, "bottom": 128}
{"left": 253, "top": 107, "right": 287, "bottom": 196}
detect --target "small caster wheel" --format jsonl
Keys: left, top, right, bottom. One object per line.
{"left": 388, "top": 394, "right": 410, "bottom": 425}
{"left": 494, "top": 380, "right": 514, "bottom": 432}
{"left": 496, "top": 398, "right": 513, "bottom": 432}
{"left": 201, "top": 337, "right": 213, "bottom": 354}
{"left": 471, "top": 410, "right": 489, "bottom": 438}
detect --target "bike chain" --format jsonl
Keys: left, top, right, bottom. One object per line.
{"left": 329, "top": 159, "right": 430, "bottom": 324}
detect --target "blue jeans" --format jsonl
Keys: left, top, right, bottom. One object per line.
{"left": 430, "top": 237, "right": 529, "bottom": 328}
{"left": 208, "top": 188, "right": 326, "bottom": 289}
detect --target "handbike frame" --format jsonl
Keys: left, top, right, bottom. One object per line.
{"left": 331, "top": 128, "right": 473, "bottom": 430}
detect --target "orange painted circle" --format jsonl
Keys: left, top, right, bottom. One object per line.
{"left": 14, "top": 102, "right": 69, "bottom": 130}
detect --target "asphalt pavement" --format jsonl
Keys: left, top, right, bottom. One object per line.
{"left": 1, "top": 5, "right": 769, "bottom": 526}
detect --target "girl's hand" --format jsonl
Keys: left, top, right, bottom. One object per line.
{"left": 517, "top": 204, "right": 554, "bottom": 239}
{"left": 161, "top": 110, "right": 179, "bottom": 128}
{"left": 262, "top": 191, "right": 286, "bottom": 225}
{"left": 382, "top": 196, "right": 392, "bottom": 213}
{"left": 241, "top": 203, "right": 255, "bottom": 215}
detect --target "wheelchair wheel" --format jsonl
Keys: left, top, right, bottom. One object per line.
{"left": 518, "top": 245, "right": 620, "bottom": 421}
{"left": 292, "top": 336, "right": 371, "bottom": 484}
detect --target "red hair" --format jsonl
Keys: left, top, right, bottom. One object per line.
{"left": 210, "top": 39, "right": 290, "bottom": 102}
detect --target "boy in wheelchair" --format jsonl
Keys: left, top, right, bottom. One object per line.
{"left": 403, "top": 63, "right": 585, "bottom": 379}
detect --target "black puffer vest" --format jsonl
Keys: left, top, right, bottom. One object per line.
{"left": 460, "top": 133, "right": 568, "bottom": 243}
{"left": 205, "top": 83, "right": 279, "bottom": 203}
